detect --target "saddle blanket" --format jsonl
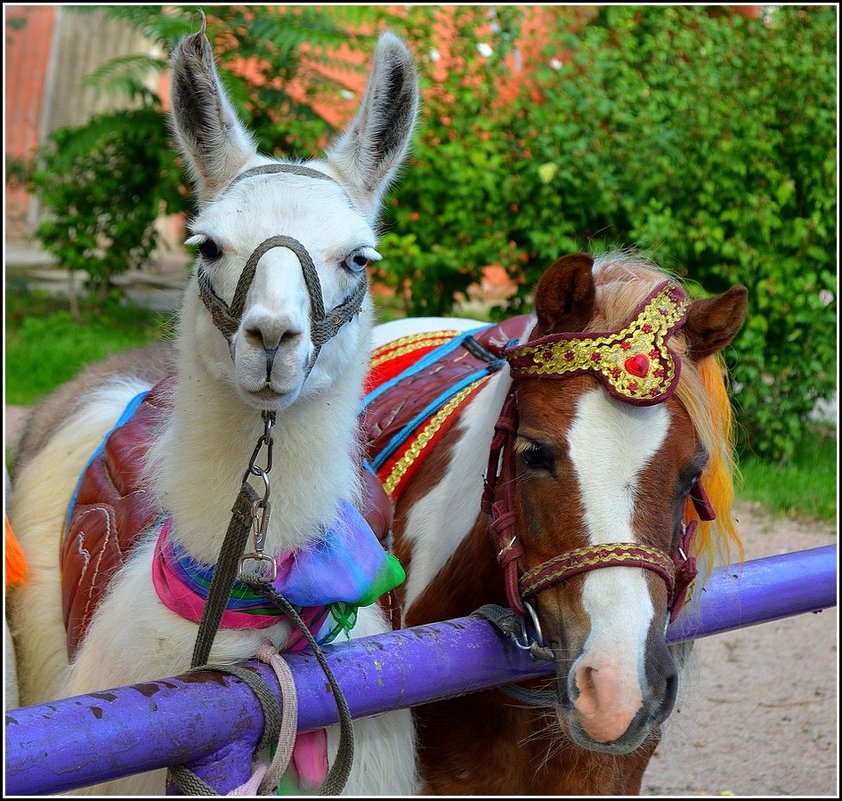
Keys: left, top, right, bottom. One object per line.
{"left": 361, "top": 317, "right": 529, "bottom": 501}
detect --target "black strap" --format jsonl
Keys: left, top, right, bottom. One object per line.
{"left": 462, "top": 334, "right": 506, "bottom": 369}
{"left": 191, "top": 481, "right": 260, "bottom": 669}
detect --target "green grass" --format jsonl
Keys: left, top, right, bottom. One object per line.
{"left": 737, "top": 428, "right": 837, "bottom": 523}
{"left": 5, "top": 282, "right": 173, "bottom": 405}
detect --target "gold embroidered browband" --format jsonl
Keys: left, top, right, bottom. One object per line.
{"left": 504, "top": 281, "right": 689, "bottom": 406}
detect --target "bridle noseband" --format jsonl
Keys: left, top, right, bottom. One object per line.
{"left": 196, "top": 164, "right": 368, "bottom": 375}
{"left": 482, "top": 280, "right": 714, "bottom": 632}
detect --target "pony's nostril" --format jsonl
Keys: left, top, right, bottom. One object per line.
{"left": 652, "top": 668, "right": 679, "bottom": 725}
{"left": 580, "top": 665, "right": 597, "bottom": 694}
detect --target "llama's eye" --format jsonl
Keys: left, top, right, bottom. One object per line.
{"left": 341, "top": 246, "right": 381, "bottom": 274}
{"left": 519, "top": 441, "right": 555, "bottom": 473}
{"left": 198, "top": 238, "right": 222, "bottom": 261}
{"left": 342, "top": 251, "right": 369, "bottom": 274}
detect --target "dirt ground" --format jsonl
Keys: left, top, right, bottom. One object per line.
{"left": 642, "top": 501, "right": 838, "bottom": 797}
{"left": 3, "top": 405, "right": 837, "bottom": 796}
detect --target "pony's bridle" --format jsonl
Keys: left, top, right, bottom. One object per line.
{"left": 196, "top": 164, "right": 369, "bottom": 375}
{"left": 481, "top": 281, "right": 716, "bottom": 640}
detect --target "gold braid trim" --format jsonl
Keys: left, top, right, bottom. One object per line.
{"left": 520, "top": 542, "right": 675, "bottom": 597}
{"left": 370, "top": 330, "right": 462, "bottom": 368}
{"left": 509, "top": 283, "right": 688, "bottom": 403}
{"left": 383, "top": 376, "right": 491, "bottom": 497}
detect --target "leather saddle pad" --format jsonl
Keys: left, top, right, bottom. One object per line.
{"left": 62, "top": 375, "right": 399, "bottom": 658}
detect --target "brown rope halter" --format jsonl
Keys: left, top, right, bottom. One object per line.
{"left": 481, "top": 280, "right": 714, "bottom": 626}
{"left": 196, "top": 164, "right": 368, "bottom": 375}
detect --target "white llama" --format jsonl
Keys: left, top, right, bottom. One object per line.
{"left": 8, "top": 24, "right": 420, "bottom": 795}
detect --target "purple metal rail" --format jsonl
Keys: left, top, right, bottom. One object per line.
{"left": 5, "top": 544, "right": 836, "bottom": 795}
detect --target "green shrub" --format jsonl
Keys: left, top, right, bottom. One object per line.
{"left": 25, "top": 5, "right": 835, "bottom": 464}
{"left": 31, "top": 108, "right": 184, "bottom": 305}
{"left": 382, "top": 6, "right": 837, "bottom": 464}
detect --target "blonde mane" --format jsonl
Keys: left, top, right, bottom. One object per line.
{"left": 591, "top": 251, "right": 743, "bottom": 571}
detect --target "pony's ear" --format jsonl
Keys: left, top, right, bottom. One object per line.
{"left": 532, "top": 253, "right": 596, "bottom": 337}
{"left": 683, "top": 286, "right": 748, "bottom": 360}
{"left": 170, "top": 27, "right": 257, "bottom": 200}
{"left": 324, "top": 32, "right": 420, "bottom": 222}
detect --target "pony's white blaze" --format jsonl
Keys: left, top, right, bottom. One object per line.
{"left": 566, "top": 388, "right": 670, "bottom": 742}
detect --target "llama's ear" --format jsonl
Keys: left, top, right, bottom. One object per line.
{"left": 532, "top": 253, "right": 596, "bottom": 338}
{"left": 170, "top": 27, "right": 257, "bottom": 200}
{"left": 683, "top": 286, "right": 748, "bottom": 360}
{"left": 324, "top": 32, "right": 420, "bottom": 221}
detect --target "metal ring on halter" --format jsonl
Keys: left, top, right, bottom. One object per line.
{"left": 512, "top": 600, "right": 545, "bottom": 651}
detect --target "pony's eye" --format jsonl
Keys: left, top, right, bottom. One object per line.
{"left": 198, "top": 238, "right": 222, "bottom": 261}
{"left": 520, "top": 442, "right": 555, "bottom": 473}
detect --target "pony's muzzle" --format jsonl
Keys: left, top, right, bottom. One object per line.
{"left": 562, "top": 638, "right": 677, "bottom": 751}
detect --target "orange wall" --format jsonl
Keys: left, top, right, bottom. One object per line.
{"left": 5, "top": 5, "right": 55, "bottom": 236}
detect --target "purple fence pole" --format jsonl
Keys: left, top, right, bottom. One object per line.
{"left": 5, "top": 545, "right": 836, "bottom": 796}
{"left": 667, "top": 543, "right": 837, "bottom": 642}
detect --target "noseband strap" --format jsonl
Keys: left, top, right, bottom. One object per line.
{"left": 196, "top": 164, "right": 367, "bottom": 369}
{"left": 520, "top": 543, "right": 676, "bottom": 602}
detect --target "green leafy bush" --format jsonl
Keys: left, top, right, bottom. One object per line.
{"left": 509, "top": 6, "right": 837, "bottom": 463}
{"left": 382, "top": 6, "right": 837, "bottom": 463}
{"left": 26, "top": 5, "right": 835, "bottom": 464}
{"left": 31, "top": 107, "right": 184, "bottom": 304}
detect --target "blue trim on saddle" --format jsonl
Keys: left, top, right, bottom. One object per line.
{"left": 63, "top": 389, "right": 150, "bottom": 533}
{"left": 362, "top": 325, "right": 502, "bottom": 471}
{"left": 369, "top": 367, "right": 497, "bottom": 471}
{"left": 360, "top": 326, "right": 491, "bottom": 410}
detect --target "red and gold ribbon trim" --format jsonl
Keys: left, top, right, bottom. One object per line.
{"left": 520, "top": 542, "right": 676, "bottom": 600}
{"left": 506, "top": 282, "right": 688, "bottom": 405}
{"left": 377, "top": 375, "right": 492, "bottom": 499}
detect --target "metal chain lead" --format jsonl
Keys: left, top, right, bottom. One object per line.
{"left": 240, "top": 411, "right": 278, "bottom": 582}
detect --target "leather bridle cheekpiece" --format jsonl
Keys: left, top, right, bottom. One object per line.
{"left": 481, "top": 280, "right": 715, "bottom": 625}
{"left": 195, "top": 164, "right": 369, "bottom": 374}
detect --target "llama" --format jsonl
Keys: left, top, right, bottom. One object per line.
{"left": 8, "top": 24, "right": 419, "bottom": 795}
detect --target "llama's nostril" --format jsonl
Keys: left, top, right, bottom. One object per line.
{"left": 245, "top": 326, "right": 263, "bottom": 346}
{"left": 246, "top": 325, "right": 302, "bottom": 351}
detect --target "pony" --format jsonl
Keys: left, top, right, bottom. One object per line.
{"left": 7, "top": 24, "right": 420, "bottom": 795}
{"left": 361, "top": 250, "right": 748, "bottom": 794}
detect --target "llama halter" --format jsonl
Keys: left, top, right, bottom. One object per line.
{"left": 196, "top": 164, "right": 369, "bottom": 373}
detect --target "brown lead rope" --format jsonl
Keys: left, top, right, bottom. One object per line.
{"left": 171, "top": 412, "right": 354, "bottom": 794}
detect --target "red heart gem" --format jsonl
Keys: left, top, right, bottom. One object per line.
{"left": 625, "top": 353, "right": 649, "bottom": 377}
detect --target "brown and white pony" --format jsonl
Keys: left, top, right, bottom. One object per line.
{"left": 8, "top": 25, "right": 420, "bottom": 795}
{"left": 363, "top": 251, "right": 748, "bottom": 794}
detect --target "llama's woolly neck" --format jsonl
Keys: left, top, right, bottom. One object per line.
{"left": 145, "top": 345, "right": 365, "bottom": 566}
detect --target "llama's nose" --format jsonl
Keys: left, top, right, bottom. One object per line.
{"left": 243, "top": 313, "right": 304, "bottom": 352}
